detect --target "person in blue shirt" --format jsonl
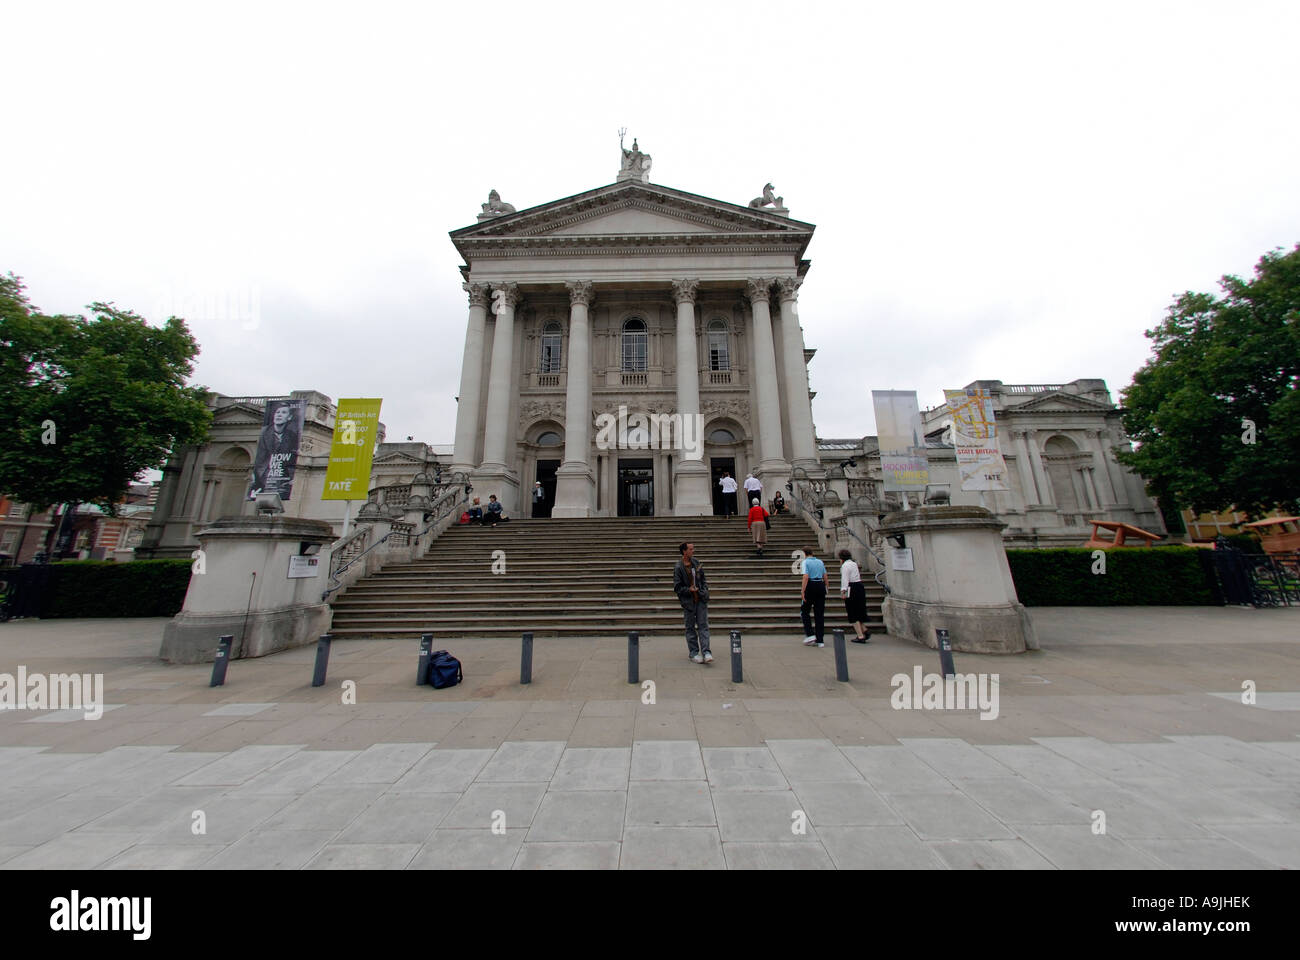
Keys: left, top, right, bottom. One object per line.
{"left": 800, "top": 546, "right": 827, "bottom": 647}
{"left": 486, "top": 494, "right": 509, "bottom": 526}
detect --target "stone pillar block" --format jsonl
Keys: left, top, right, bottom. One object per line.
{"left": 160, "top": 516, "right": 336, "bottom": 664}
{"left": 878, "top": 505, "right": 1036, "bottom": 654}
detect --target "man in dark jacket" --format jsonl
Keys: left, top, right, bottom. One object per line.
{"left": 673, "top": 542, "right": 712, "bottom": 664}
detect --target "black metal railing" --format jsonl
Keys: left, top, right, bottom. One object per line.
{"left": 1211, "top": 547, "right": 1300, "bottom": 607}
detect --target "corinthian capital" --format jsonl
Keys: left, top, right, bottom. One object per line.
{"left": 463, "top": 282, "right": 491, "bottom": 308}
{"left": 671, "top": 278, "right": 700, "bottom": 304}
{"left": 745, "top": 277, "right": 774, "bottom": 303}
{"left": 775, "top": 276, "right": 802, "bottom": 302}
{"left": 565, "top": 280, "right": 595, "bottom": 307}
{"left": 491, "top": 282, "right": 521, "bottom": 313}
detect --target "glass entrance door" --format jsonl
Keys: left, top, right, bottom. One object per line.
{"left": 618, "top": 459, "right": 654, "bottom": 517}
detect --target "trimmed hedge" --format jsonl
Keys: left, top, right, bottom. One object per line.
{"left": 29, "top": 560, "right": 194, "bottom": 618}
{"left": 1006, "top": 548, "right": 1217, "bottom": 606}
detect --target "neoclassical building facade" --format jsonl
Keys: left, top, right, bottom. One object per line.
{"left": 448, "top": 165, "right": 823, "bottom": 518}
{"left": 134, "top": 157, "right": 1171, "bottom": 560}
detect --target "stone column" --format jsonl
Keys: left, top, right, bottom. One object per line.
{"left": 473, "top": 282, "right": 521, "bottom": 514}
{"left": 553, "top": 281, "right": 596, "bottom": 517}
{"left": 1025, "top": 430, "right": 1054, "bottom": 506}
{"left": 671, "top": 278, "right": 712, "bottom": 515}
{"left": 451, "top": 282, "right": 490, "bottom": 475}
{"left": 1085, "top": 429, "right": 1118, "bottom": 505}
{"left": 1010, "top": 430, "right": 1038, "bottom": 505}
{"left": 746, "top": 278, "right": 788, "bottom": 478}
{"left": 775, "top": 277, "right": 819, "bottom": 470}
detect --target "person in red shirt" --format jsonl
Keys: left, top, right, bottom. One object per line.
{"left": 746, "top": 497, "right": 770, "bottom": 557}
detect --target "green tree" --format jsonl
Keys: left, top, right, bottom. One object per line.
{"left": 1117, "top": 244, "right": 1300, "bottom": 519}
{"left": 0, "top": 274, "right": 212, "bottom": 531}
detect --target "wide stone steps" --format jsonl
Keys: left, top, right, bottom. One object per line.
{"left": 329, "top": 516, "right": 886, "bottom": 638}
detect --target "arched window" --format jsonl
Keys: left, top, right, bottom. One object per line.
{"left": 622, "top": 318, "right": 647, "bottom": 372}
{"left": 536, "top": 431, "right": 563, "bottom": 447}
{"left": 709, "top": 429, "right": 736, "bottom": 444}
{"left": 539, "top": 321, "right": 562, "bottom": 373}
{"left": 708, "top": 319, "right": 730, "bottom": 371}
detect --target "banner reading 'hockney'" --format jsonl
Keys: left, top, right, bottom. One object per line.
{"left": 321, "top": 398, "right": 383, "bottom": 500}
{"left": 872, "top": 390, "right": 929, "bottom": 491}
{"left": 944, "top": 388, "right": 1010, "bottom": 492}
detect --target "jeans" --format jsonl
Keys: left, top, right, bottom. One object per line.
{"left": 801, "top": 580, "right": 826, "bottom": 641}
{"left": 682, "top": 601, "right": 710, "bottom": 656}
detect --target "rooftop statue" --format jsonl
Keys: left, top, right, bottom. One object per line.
{"left": 749, "top": 183, "right": 787, "bottom": 212}
{"left": 617, "top": 129, "right": 652, "bottom": 183}
{"left": 477, "top": 189, "right": 517, "bottom": 220}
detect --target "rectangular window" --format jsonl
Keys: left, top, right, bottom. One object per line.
{"left": 622, "top": 333, "right": 647, "bottom": 372}
{"left": 709, "top": 338, "right": 730, "bottom": 371}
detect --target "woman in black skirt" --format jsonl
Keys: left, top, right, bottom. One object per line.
{"left": 838, "top": 549, "right": 869, "bottom": 642}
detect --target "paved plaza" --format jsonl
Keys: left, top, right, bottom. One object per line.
{"left": 1, "top": 607, "right": 1298, "bottom": 869}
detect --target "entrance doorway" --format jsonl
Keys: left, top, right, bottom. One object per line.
{"left": 710, "top": 457, "right": 736, "bottom": 516}
{"left": 618, "top": 459, "right": 654, "bottom": 517}
{"left": 534, "top": 460, "right": 559, "bottom": 518}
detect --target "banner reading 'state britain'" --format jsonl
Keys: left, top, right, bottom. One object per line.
{"left": 247, "top": 399, "right": 306, "bottom": 501}
{"left": 322, "top": 398, "right": 383, "bottom": 500}
{"left": 944, "top": 388, "right": 1011, "bottom": 492}
{"left": 872, "top": 390, "right": 929, "bottom": 491}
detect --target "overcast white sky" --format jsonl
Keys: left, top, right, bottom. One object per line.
{"left": 4, "top": 0, "right": 1297, "bottom": 446}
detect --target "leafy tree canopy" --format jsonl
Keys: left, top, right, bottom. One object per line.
{"left": 1118, "top": 245, "right": 1300, "bottom": 518}
{"left": 0, "top": 273, "right": 212, "bottom": 513}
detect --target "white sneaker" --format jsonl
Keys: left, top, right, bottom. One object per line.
{"left": 691, "top": 653, "right": 704, "bottom": 663}
{"left": 803, "top": 637, "right": 817, "bottom": 646}
{"left": 703, "top": 651, "right": 714, "bottom": 663}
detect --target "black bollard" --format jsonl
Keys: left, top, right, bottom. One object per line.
{"left": 730, "top": 630, "right": 743, "bottom": 684}
{"left": 936, "top": 628, "right": 956, "bottom": 678}
{"left": 209, "top": 635, "right": 233, "bottom": 687}
{"left": 627, "top": 631, "right": 639, "bottom": 684}
{"left": 312, "top": 633, "right": 333, "bottom": 687}
{"left": 417, "top": 633, "right": 432, "bottom": 686}
{"left": 520, "top": 632, "right": 533, "bottom": 685}
{"left": 832, "top": 628, "right": 850, "bottom": 682}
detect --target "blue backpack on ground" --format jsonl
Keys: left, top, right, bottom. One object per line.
{"left": 427, "top": 650, "right": 463, "bottom": 689}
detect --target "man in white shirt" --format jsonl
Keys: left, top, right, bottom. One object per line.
{"left": 743, "top": 472, "right": 762, "bottom": 508}
{"left": 718, "top": 472, "right": 738, "bottom": 517}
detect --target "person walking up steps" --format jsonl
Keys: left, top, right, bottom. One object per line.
{"left": 717, "top": 472, "right": 739, "bottom": 517}
{"left": 800, "top": 545, "right": 827, "bottom": 647}
{"left": 747, "top": 497, "right": 770, "bottom": 557}
{"left": 839, "top": 549, "right": 870, "bottom": 642}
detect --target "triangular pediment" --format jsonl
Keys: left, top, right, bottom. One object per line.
{"left": 1011, "top": 392, "right": 1112, "bottom": 413}
{"left": 372, "top": 451, "right": 426, "bottom": 466}
{"left": 532, "top": 203, "right": 725, "bottom": 236}
{"left": 451, "top": 180, "right": 814, "bottom": 259}
{"left": 212, "top": 403, "right": 267, "bottom": 424}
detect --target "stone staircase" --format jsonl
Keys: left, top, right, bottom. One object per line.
{"left": 328, "top": 515, "right": 887, "bottom": 639}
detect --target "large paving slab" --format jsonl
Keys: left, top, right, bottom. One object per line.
{"left": 0, "top": 607, "right": 1297, "bottom": 868}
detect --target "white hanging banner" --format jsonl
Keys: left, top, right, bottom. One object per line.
{"left": 872, "top": 390, "right": 929, "bottom": 492}
{"left": 944, "top": 388, "right": 1011, "bottom": 492}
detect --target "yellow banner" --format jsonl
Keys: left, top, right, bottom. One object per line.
{"left": 321, "top": 398, "right": 383, "bottom": 500}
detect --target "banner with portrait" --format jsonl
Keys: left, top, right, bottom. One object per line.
{"left": 872, "top": 390, "right": 929, "bottom": 491}
{"left": 247, "top": 399, "right": 306, "bottom": 501}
